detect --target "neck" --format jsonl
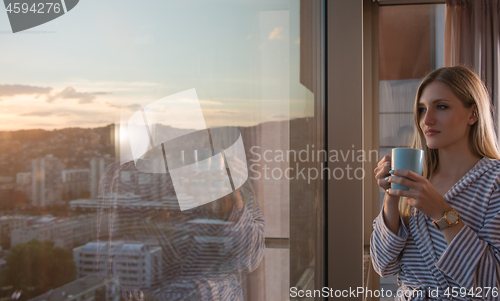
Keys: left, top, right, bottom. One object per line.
{"left": 435, "top": 141, "right": 482, "bottom": 177}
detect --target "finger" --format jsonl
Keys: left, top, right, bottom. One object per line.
{"left": 391, "top": 169, "right": 423, "bottom": 181}
{"left": 375, "top": 169, "right": 388, "bottom": 181}
{"left": 376, "top": 174, "right": 391, "bottom": 186}
{"left": 381, "top": 161, "right": 391, "bottom": 172}
{"left": 378, "top": 156, "right": 391, "bottom": 167}
{"left": 377, "top": 178, "right": 386, "bottom": 188}
{"left": 405, "top": 197, "right": 416, "bottom": 206}
{"left": 375, "top": 162, "right": 390, "bottom": 175}
{"left": 376, "top": 164, "right": 391, "bottom": 179}
{"left": 385, "top": 188, "right": 412, "bottom": 198}
{"left": 386, "top": 175, "right": 418, "bottom": 190}
{"left": 231, "top": 188, "right": 244, "bottom": 211}
{"left": 375, "top": 162, "right": 388, "bottom": 172}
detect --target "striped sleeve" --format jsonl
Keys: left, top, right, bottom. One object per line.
{"left": 436, "top": 185, "right": 500, "bottom": 292}
{"left": 225, "top": 198, "right": 265, "bottom": 274}
{"left": 370, "top": 210, "right": 409, "bottom": 278}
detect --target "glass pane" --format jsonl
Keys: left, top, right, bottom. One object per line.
{"left": 377, "top": 3, "right": 446, "bottom": 297}
{"left": 0, "top": 0, "right": 324, "bottom": 300}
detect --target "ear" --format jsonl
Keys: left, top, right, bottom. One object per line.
{"left": 468, "top": 105, "right": 478, "bottom": 125}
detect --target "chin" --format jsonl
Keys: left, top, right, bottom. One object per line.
{"left": 425, "top": 141, "right": 441, "bottom": 149}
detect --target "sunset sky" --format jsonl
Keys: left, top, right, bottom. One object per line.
{"left": 0, "top": 0, "right": 313, "bottom": 132}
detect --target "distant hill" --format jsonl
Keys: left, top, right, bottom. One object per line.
{"left": 0, "top": 118, "right": 313, "bottom": 177}
{"left": 0, "top": 125, "right": 115, "bottom": 176}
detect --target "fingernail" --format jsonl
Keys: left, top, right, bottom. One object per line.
{"left": 386, "top": 188, "right": 390, "bottom": 194}
{"left": 385, "top": 176, "right": 389, "bottom": 181}
{"left": 389, "top": 170, "right": 394, "bottom": 174}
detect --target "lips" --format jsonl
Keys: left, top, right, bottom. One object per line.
{"left": 424, "top": 129, "right": 441, "bottom": 136}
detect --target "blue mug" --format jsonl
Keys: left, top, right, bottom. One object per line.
{"left": 391, "top": 148, "right": 424, "bottom": 190}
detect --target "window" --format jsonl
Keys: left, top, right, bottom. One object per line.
{"left": 377, "top": 2, "right": 446, "bottom": 295}
{"left": 1, "top": 0, "right": 325, "bottom": 300}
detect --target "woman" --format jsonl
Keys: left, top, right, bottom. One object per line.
{"left": 371, "top": 65, "right": 500, "bottom": 300}
{"left": 96, "top": 158, "right": 265, "bottom": 301}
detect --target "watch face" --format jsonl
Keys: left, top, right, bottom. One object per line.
{"left": 447, "top": 212, "right": 458, "bottom": 223}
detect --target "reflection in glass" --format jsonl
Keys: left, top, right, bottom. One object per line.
{"left": 94, "top": 161, "right": 265, "bottom": 300}
{"left": 0, "top": 0, "right": 324, "bottom": 300}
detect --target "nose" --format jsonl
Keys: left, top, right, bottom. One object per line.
{"left": 422, "top": 109, "right": 435, "bottom": 126}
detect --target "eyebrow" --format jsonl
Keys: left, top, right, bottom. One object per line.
{"left": 417, "top": 99, "right": 450, "bottom": 106}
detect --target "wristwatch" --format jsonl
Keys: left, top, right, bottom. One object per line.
{"left": 432, "top": 208, "right": 460, "bottom": 230}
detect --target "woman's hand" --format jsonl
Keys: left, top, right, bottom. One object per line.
{"left": 374, "top": 156, "right": 401, "bottom": 235}
{"left": 374, "top": 155, "right": 392, "bottom": 191}
{"left": 231, "top": 188, "right": 244, "bottom": 212}
{"left": 224, "top": 154, "right": 246, "bottom": 212}
{"left": 386, "top": 169, "right": 451, "bottom": 220}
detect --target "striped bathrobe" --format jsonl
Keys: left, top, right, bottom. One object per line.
{"left": 98, "top": 162, "right": 266, "bottom": 301}
{"left": 371, "top": 157, "right": 500, "bottom": 300}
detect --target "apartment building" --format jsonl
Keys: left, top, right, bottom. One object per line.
{"left": 62, "top": 169, "right": 90, "bottom": 200}
{"left": 0, "top": 216, "right": 29, "bottom": 249}
{"left": 31, "top": 155, "right": 63, "bottom": 207}
{"left": 15, "top": 172, "right": 32, "bottom": 200}
{"left": 90, "top": 155, "right": 114, "bottom": 199}
{"left": 10, "top": 215, "right": 103, "bottom": 249}
{"left": 11, "top": 217, "right": 74, "bottom": 249}
{"left": 73, "top": 241, "right": 162, "bottom": 290}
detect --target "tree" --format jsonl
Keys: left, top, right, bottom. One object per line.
{"left": 0, "top": 240, "right": 76, "bottom": 301}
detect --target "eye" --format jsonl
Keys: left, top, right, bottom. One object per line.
{"left": 437, "top": 104, "right": 448, "bottom": 109}
{"left": 417, "top": 107, "right": 426, "bottom": 113}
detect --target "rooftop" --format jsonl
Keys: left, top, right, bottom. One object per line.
{"left": 77, "top": 241, "right": 153, "bottom": 254}
{"left": 27, "top": 275, "right": 117, "bottom": 301}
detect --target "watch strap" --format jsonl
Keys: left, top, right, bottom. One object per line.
{"left": 433, "top": 218, "right": 450, "bottom": 230}
{"left": 432, "top": 208, "right": 459, "bottom": 230}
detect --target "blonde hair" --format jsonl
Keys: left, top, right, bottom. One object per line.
{"left": 400, "top": 65, "right": 500, "bottom": 222}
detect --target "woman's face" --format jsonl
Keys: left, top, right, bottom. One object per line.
{"left": 418, "top": 81, "right": 477, "bottom": 150}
